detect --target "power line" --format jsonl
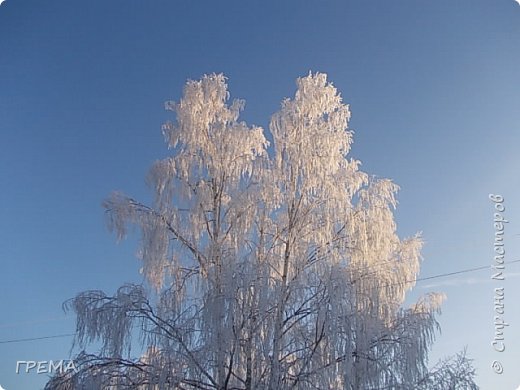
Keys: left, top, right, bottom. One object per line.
{"left": 378, "top": 260, "right": 520, "bottom": 289}
{"left": 415, "top": 261, "right": 519, "bottom": 283}
{"left": 0, "top": 333, "right": 76, "bottom": 345}
{"left": 1, "top": 259, "right": 519, "bottom": 345}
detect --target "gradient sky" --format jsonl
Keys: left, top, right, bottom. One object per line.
{"left": 1, "top": 1, "right": 520, "bottom": 389}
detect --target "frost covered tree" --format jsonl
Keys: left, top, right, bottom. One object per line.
{"left": 46, "top": 73, "right": 478, "bottom": 390}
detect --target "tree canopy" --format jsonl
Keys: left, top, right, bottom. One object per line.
{"left": 46, "top": 73, "right": 478, "bottom": 390}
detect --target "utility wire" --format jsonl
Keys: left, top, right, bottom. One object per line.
{"left": 0, "top": 333, "right": 76, "bottom": 345}
{"left": 1, "top": 259, "right": 519, "bottom": 345}
{"left": 414, "top": 261, "right": 520, "bottom": 283}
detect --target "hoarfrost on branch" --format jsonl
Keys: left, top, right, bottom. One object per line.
{"left": 46, "top": 73, "right": 478, "bottom": 390}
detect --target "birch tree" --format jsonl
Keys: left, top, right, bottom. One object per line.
{"left": 46, "top": 73, "right": 478, "bottom": 390}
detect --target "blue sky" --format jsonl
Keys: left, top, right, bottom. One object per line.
{"left": 1, "top": 0, "right": 520, "bottom": 388}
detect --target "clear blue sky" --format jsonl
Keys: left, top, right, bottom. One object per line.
{"left": 1, "top": 1, "right": 520, "bottom": 389}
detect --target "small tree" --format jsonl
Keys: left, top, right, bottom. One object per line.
{"left": 46, "top": 73, "right": 478, "bottom": 390}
